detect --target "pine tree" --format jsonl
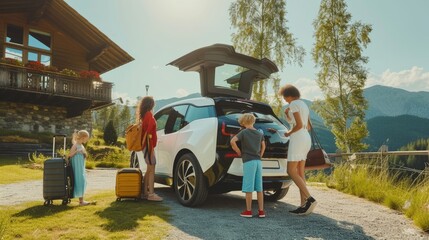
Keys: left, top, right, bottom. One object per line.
{"left": 103, "top": 120, "right": 117, "bottom": 145}
{"left": 229, "top": 0, "right": 304, "bottom": 114}
{"left": 312, "top": 0, "right": 372, "bottom": 153}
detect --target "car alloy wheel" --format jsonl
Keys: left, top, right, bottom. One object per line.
{"left": 174, "top": 153, "right": 208, "bottom": 207}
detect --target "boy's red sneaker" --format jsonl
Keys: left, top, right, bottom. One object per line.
{"left": 258, "top": 210, "right": 266, "bottom": 218}
{"left": 240, "top": 210, "right": 252, "bottom": 218}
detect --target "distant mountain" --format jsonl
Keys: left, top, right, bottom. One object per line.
{"left": 365, "top": 115, "right": 429, "bottom": 151}
{"left": 154, "top": 93, "right": 201, "bottom": 112}
{"left": 151, "top": 85, "right": 429, "bottom": 152}
{"left": 365, "top": 85, "right": 429, "bottom": 119}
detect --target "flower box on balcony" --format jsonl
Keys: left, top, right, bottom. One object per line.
{"left": 79, "top": 70, "right": 101, "bottom": 81}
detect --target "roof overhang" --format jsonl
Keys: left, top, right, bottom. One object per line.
{"left": 0, "top": 0, "right": 134, "bottom": 74}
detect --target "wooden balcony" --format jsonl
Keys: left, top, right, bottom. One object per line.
{"left": 0, "top": 63, "right": 113, "bottom": 117}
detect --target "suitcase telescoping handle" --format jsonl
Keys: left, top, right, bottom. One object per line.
{"left": 52, "top": 134, "right": 67, "bottom": 158}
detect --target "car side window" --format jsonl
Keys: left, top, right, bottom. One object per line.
{"left": 185, "top": 105, "right": 216, "bottom": 123}
{"left": 155, "top": 108, "right": 171, "bottom": 132}
{"left": 165, "top": 105, "right": 188, "bottom": 134}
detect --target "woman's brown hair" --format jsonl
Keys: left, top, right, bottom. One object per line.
{"left": 278, "top": 84, "right": 301, "bottom": 98}
{"left": 136, "top": 96, "right": 155, "bottom": 121}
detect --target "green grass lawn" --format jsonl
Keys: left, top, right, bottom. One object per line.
{"left": 0, "top": 191, "right": 171, "bottom": 240}
{"left": 0, "top": 156, "right": 43, "bottom": 184}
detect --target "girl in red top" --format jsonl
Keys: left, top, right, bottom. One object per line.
{"left": 136, "top": 96, "right": 163, "bottom": 201}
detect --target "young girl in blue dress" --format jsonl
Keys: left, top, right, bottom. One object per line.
{"left": 68, "top": 130, "right": 93, "bottom": 206}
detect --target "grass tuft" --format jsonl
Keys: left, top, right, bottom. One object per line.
{"left": 308, "top": 162, "right": 429, "bottom": 232}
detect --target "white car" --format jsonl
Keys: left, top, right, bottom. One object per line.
{"left": 133, "top": 44, "right": 292, "bottom": 207}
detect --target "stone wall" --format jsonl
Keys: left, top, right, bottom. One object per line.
{"left": 0, "top": 101, "right": 92, "bottom": 136}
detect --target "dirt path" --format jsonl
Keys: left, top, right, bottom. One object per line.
{"left": 1, "top": 169, "right": 428, "bottom": 239}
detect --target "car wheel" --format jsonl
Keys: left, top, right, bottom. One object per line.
{"left": 130, "top": 151, "right": 139, "bottom": 168}
{"left": 173, "top": 153, "right": 208, "bottom": 207}
{"left": 264, "top": 187, "right": 289, "bottom": 202}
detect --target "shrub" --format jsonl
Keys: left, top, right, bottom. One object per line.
{"left": 103, "top": 121, "right": 117, "bottom": 146}
{"left": 28, "top": 152, "right": 49, "bottom": 165}
{"left": 0, "top": 130, "right": 56, "bottom": 144}
{"left": 60, "top": 68, "right": 79, "bottom": 77}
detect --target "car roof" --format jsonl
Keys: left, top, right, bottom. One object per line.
{"left": 157, "top": 97, "right": 215, "bottom": 112}
{"left": 168, "top": 44, "right": 278, "bottom": 100}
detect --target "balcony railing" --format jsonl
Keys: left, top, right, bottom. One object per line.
{"left": 0, "top": 63, "right": 112, "bottom": 102}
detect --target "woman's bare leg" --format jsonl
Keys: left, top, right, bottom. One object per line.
{"left": 297, "top": 160, "right": 307, "bottom": 205}
{"left": 145, "top": 164, "right": 155, "bottom": 194}
{"left": 287, "top": 161, "right": 311, "bottom": 200}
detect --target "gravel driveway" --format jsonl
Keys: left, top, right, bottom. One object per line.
{"left": 1, "top": 169, "right": 428, "bottom": 240}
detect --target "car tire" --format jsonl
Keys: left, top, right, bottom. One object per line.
{"left": 130, "top": 151, "right": 139, "bottom": 168}
{"left": 173, "top": 153, "right": 208, "bottom": 207}
{"left": 263, "top": 187, "right": 289, "bottom": 202}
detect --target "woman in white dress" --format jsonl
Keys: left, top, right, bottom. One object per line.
{"left": 279, "top": 84, "right": 317, "bottom": 215}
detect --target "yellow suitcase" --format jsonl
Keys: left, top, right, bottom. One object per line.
{"left": 115, "top": 168, "right": 142, "bottom": 201}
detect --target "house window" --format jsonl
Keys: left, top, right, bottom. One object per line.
{"left": 3, "top": 24, "right": 51, "bottom": 65}
{"left": 5, "top": 47, "right": 23, "bottom": 61}
{"left": 29, "top": 29, "right": 51, "bottom": 51}
{"left": 6, "top": 24, "right": 24, "bottom": 45}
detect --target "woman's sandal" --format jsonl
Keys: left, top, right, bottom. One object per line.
{"left": 147, "top": 193, "right": 163, "bottom": 202}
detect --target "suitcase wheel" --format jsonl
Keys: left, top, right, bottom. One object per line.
{"left": 44, "top": 200, "right": 53, "bottom": 206}
{"left": 62, "top": 199, "right": 69, "bottom": 205}
{"left": 116, "top": 198, "right": 121, "bottom": 202}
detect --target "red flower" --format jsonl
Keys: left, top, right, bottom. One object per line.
{"left": 25, "top": 61, "right": 45, "bottom": 72}
{"left": 79, "top": 70, "right": 101, "bottom": 81}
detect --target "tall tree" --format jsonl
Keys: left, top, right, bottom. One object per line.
{"left": 94, "top": 107, "right": 109, "bottom": 130}
{"left": 312, "top": 0, "right": 372, "bottom": 153}
{"left": 229, "top": 0, "right": 304, "bottom": 113}
{"left": 108, "top": 104, "right": 120, "bottom": 132}
{"left": 118, "top": 104, "right": 132, "bottom": 137}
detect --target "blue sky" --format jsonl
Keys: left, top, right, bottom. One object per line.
{"left": 65, "top": 0, "right": 429, "bottom": 104}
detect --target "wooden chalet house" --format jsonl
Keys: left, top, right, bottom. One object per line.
{"left": 0, "top": 0, "right": 133, "bottom": 136}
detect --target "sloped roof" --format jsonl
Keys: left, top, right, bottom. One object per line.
{"left": 0, "top": 0, "right": 134, "bottom": 74}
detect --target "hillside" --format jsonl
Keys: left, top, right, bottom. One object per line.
{"left": 365, "top": 85, "right": 429, "bottom": 119}
{"left": 365, "top": 115, "right": 429, "bottom": 151}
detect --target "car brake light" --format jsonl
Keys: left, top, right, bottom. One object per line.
{"left": 225, "top": 152, "right": 239, "bottom": 158}
{"left": 221, "top": 122, "right": 236, "bottom": 136}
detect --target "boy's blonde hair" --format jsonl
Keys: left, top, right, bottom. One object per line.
{"left": 238, "top": 113, "right": 255, "bottom": 126}
{"left": 72, "top": 130, "right": 90, "bottom": 144}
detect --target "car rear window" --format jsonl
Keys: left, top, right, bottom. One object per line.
{"left": 215, "top": 99, "right": 285, "bottom": 129}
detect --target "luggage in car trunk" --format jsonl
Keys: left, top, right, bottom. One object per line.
{"left": 43, "top": 135, "right": 74, "bottom": 205}
{"left": 115, "top": 168, "right": 142, "bottom": 201}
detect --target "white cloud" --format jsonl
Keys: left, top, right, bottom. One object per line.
{"left": 288, "top": 77, "right": 323, "bottom": 101}
{"left": 176, "top": 88, "right": 189, "bottom": 97}
{"left": 366, "top": 66, "right": 429, "bottom": 92}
